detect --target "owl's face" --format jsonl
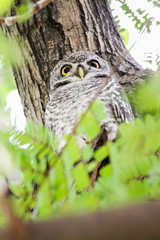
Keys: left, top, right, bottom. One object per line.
{"left": 50, "top": 51, "right": 111, "bottom": 90}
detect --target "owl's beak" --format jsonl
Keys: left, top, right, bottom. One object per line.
{"left": 77, "top": 66, "right": 85, "bottom": 79}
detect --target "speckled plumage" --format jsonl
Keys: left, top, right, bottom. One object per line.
{"left": 45, "top": 51, "right": 134, "bottom": 150}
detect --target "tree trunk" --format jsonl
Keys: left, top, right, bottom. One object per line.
{"left": 3, "top": 0, "right": 147, "bottom": 123}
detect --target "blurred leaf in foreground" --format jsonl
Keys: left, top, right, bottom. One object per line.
{"left": 0, "top": 0, "right": 15, "bottom": 15}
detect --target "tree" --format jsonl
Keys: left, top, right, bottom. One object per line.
{"left": 2, "top": 0, "right": 148, "bottom": 123}
{"left": 0, "top": 0, "right": 160, "bottom": 239}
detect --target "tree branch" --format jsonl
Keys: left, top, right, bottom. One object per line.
{"left": 1, "top": 201, "right": 160, "bottom": 240}
{"left": 0, "top": 0, "right": 53, "bottom": 26}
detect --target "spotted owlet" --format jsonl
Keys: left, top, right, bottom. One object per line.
{"left": 45, "top": 51, "right": 134, "bottom": 151}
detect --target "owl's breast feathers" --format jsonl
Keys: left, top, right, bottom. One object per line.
{"left": 45, "top": 76, "right": 134, "bottom": 143}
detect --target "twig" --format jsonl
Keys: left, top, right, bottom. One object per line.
{"left": 0, "top": 0, "right": 53, "bottom": 26}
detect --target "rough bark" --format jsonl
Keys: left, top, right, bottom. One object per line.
{"left": 1, "top": 201, "right": 160, "bottom": 240}
{"left": 2, "top": 0, "right": 147, "bottom": 123}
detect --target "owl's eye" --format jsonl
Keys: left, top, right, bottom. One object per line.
{"left": 88, "top": 60, "right": 100, "bottom": 68}
{"left": 61, "top": 65, "right": 72, "bottom": 76}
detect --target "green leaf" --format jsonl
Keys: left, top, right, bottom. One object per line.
{"left": 81, "top": 145, "right": 93, "bottom": 162}
{"left": 100, "top": 164, "right": 112, "bottom": 178}
{"left": 73, "top": 163, "right": 90, "bottom": 191}
{"left": 37, "top": 179, "right": 52, "bottom": 217}
{"left": 0, "top": 0, "right": 14, "bottom": 15}
{"left": 62, "top": 136, "right": 81, "bottom": 164}
{"left": 94, "top": 145, "right": 108, "bottom": 162}
{"left": 120, "top": 28, "right": 129, "bottom": 46}
{"left": 0, "top": 30, "right": 23, "bottom": 67}
{"left": 86, "top": 161, "right": 97, "bottom": 173}
{"left": 91, "top": 101, "right": 107, "bottom": 124}
{"left": 135, "top": 73, "right": 160, "bottom": 114}
{"left": 17, "top": 2, "right": 33, "bottom": 22}
{"left": 77, "top": 111, "right": 101, "bottom": 141}
{"left": 49, "top": 161, "right": 67, "bottom": 201}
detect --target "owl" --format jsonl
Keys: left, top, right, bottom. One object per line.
{"left": 45, "top": 51, "right": 134, "bottom": 151}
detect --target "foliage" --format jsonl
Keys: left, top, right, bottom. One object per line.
{"left": 0, "top": 0, "right": 15, "bottom": 15}
{"left": 0, "top": 0, "right": 160, "bottom": 229}
{"left": 112, "top": 0, "right": 160, "bottom": 33}
{"left": 0, "top": 71, "right": 160, "bottom": 226}
{"left": 143, "top": 51, "right": 160, "bottom": 69}
{"left": 111, "top": 0, "right": 160, "bottom": 68}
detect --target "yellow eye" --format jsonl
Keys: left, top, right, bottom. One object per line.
{"left": 88, "top": 60, "right": 100, "bottom": 68}
{"left": 61, "top": 65, "right": 72, "bottom": 76}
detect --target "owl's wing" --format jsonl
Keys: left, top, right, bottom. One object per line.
{"left": 111, "top": 83, "right": 134, "bottom": 123}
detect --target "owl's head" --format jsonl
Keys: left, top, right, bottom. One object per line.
{"left": 50, "top": 51, "right": 111, "bottom": 90}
